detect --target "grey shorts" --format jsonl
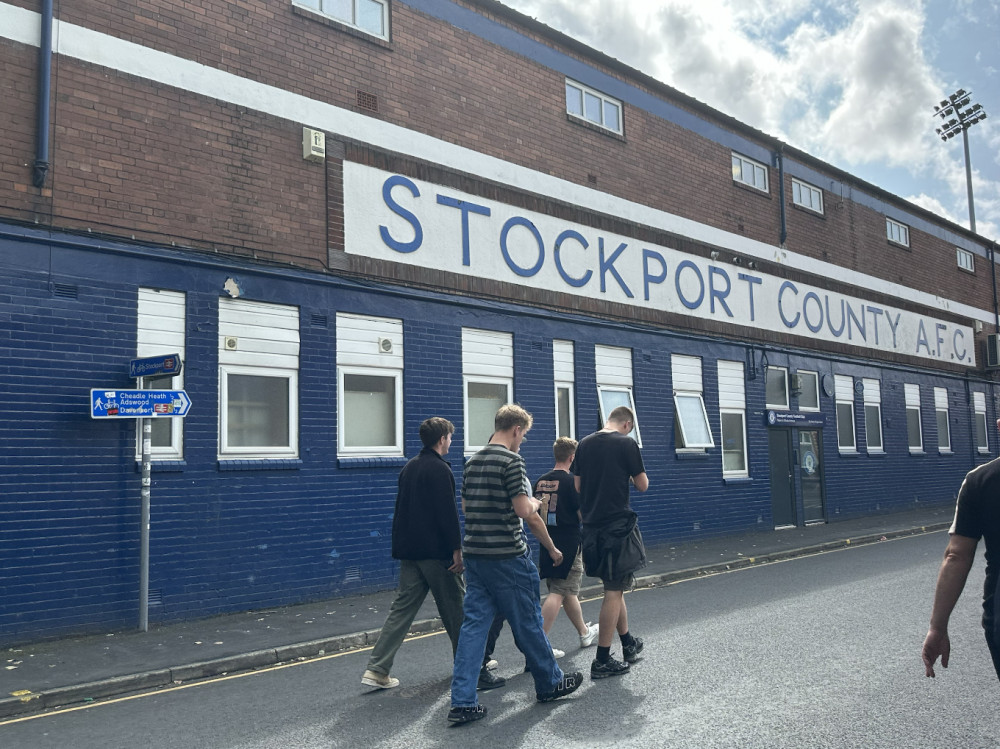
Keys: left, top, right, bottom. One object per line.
{"left": 545, "top": 549, "right": 584, "bottom": 596}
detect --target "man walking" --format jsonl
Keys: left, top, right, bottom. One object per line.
{"left": 448, "top": 404, "right": 583, "bottom": 725}
{"left": 361, "top": 417, "right": 465, "bottom": 690}
{"left": 573, "top": 406, "right": 649, "bottom": 680}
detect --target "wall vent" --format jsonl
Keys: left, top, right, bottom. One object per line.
{"left": 51, "top": 283, "right": 78, "bottom": 299}
{"left": 311, "top": 314, "right": 328, "bottom": 328}
{"left": 356, "top": 89, "right": 379, "bottom": 113}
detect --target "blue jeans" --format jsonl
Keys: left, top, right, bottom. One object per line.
{"left": 451, "top": 551, "right": 562, "bottom": 707}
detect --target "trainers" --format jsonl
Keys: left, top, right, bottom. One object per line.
{"left": 448, "top": 705, "right": 488, "bottom": 724}
{"left": 551, "top": 647, "right": 565, "bottom": 658}
{"left": 622, "top": 636, "right": 644, "bottom": 663}
{"left": 580, "top": 623, "right": 599, "bottom": 648}
{"left": 477, "top": 668, "right": 507, "bottom": 690}
{"left": 536, "top": 670, "right": 584, "bottom": 702}
{"left": 361, "top": 669, "right": 399, "bottom": 689}
{"left": 590, "top": 656, "right": 630, "bottom": 679}
{"left": 484, "top": 658, "right": 498, "bottom": 670}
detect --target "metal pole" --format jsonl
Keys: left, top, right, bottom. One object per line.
{"left": 962, "top": 126, "right": 977, "bottom": 234}
{"left": 140, "top": 417, "right": 151, "bottom": 631}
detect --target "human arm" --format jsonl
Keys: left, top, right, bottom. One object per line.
{"left": 922, "top": 533, "right": 977, "bottom": 677}
{"left": 449, "top": 548, "right": 464, "bottom": 574}
{"left": 514, "top": 493, "right": 563, "bottom": 567}
{"left": 631, "top": 472, "right": 649, "bottom": 492}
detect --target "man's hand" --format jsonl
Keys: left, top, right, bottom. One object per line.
{"left": 448, "top": 549, "right": 464, "bottom": 574}
{"left": 922, "top": 628, "right": 950, "bottom": 677}
{"left": 548, "top": 547, "right": 563, "bottom": 567}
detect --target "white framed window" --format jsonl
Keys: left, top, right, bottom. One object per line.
{"left": 718, "top": 360, "right": 748, "bottom": 476}
{"left": 136, "top": 288, "right": 185, "bottom": 460}
{"left": 553, "top": 340, "right": 576, "bottom": 439}
{"left": 336, "top": 313, "right": 403, "bottom": 457}
{"left": 565, "top": 79, "right": 623, "bottom": 134}
{"left": 795, "top": 370, "right": 820, "bottom": 411}
{"left": 957, "top": 248, "right": 975, "bottom": 273}
{"left": 765, "top": 366, "right": 789, "bottom": 409}
{"left": 463, "top": 328, "right": 513, "bottom": 453}
{"left": 974, "top": 392, "right": 989, "bottom": 453}
{"left": 732, "top": 152, "right": 768, "bottom": 192}
{"left": 886, "top": 218, "right": 910, "bottom": 247}
{"left": 935, "top": 386, "right": 951, "bottom": 453}
{"left": 791, "top": 178, "right": 823, "bottom": 214}
{"left": 863, "top": 378, "right": 883, "bottom": 453}
{"left": 595, "top": 344, "right": 641, "bottom": 446}
{"left": 835, "top": 374, "right": 856, "bottom": 452}
{"left": 218, "top": 299, "right": 299, "bottom": 459}
{"left": 293, "top": 0, "right": 388, "bottom": 39}
{"left": 672, "top": 354, "right": 714, "bottom": 450}
{"left": 904, "top": 383, "right": 923, "bottom": 453}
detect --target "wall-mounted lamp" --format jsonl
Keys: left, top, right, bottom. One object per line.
{"left": 732, "top": 256, "right": 743, "bottom": 266}
{"left": 710, "top": 250, "right": 720, "bottom": 260}
{"left": 747, "top": 260, "right": 758, "bottom": 270}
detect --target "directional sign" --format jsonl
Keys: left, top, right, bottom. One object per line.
{"left": 91, "top": 389, "right": 191, "bottom": 419}
{"left": 129, "top": 353, "right": 182, "bottom": 379}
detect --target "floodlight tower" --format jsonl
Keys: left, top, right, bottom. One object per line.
{"left": 934, "top": 89, "right": 988, "bottom": 233}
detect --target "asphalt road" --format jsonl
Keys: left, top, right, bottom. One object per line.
{"left": 3, "top": 530, "right": 996, "bottom": 748}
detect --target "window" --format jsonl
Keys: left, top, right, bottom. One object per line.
{"left": 136, "top": 288, "right": 185, "bottom": 460}
{"left": 565, "top": 79, "right": 623, "bottom": 134}
{"left": 791, "top": 178, "right": 823, "bottom": 214}
{"left": 336, "top": 313, "right": 403, "bottom": 456}
{"left": 935, "top": 387, "right": 951, "bottom": 452}
{"left": 765, "top": 366, "right": 789, "bottom": 409}
{"left": 863, "top": 378, "right": 883, "bottom": 453}
{"left": 835, "top": 375, "right": 856, "bottom": 452}
{"left": 672, "top": 355, "right": 714, "bottom": 449}
{"left": 553, "top": 340, "right": 576, "bottom": 439}
{"left": 957, "top": 248, "right": 975, "bottom": 273}
{"left": 886, "top": 218, "right": 910, "bottom": 247}
{"left": 595, "top": 344, "right": 641, "bottom": 446}
{"left": 732, "top": 152, "right": 768, "bottom": 192}
{"left": 974, "top": 392, "right": 989, "bottom": 453}
{"left": 218, "top": 299, "right": 299, "bottom": 458}
{"left": 294, "top": 0, "right": 388, "bottom": 39}
{"left": 795, "top": 370, "right": 819, "bottom": 411}
{"left": 718, "top": 360, "right": 748, "bottom": 476}
{"left": 904, "top": 383, "right": 923, "bottom": 453}
{"left": 463, "top": 328, "right": 513, "bottom": 453}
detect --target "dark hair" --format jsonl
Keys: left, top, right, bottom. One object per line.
{"left": 608, "top": 406, "right": 635, "bottom": 426}
{"left": 553, "top": 436, "right": 577, "bottom": 463}
{"left": 419, "top": 417, "right": 455, "bottom": 448}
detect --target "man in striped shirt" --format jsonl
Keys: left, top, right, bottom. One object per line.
{"left": 447, "top": 404, "right": 583, "bottom": 724}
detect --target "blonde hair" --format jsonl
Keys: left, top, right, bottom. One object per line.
{"left": 494, "top": 403, "right": 533, "bottom": 432}
{"left": 553, "top": 436, "right": 577, "bottom": 462}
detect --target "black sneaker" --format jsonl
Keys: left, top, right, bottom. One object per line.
{"left": 477, "top": 668, "right": 507, "bottom": 690}
{"left": 590, "top": 656, "right": 630, "bottom": 679}
{"left": 536, "top": 671, "right": 583, "bottom": 702}
{"left": 622, "top": 636, "right": 644, "bottom": 663}
{"left": 448, "top": 705, "right": 488, "bottom": 724}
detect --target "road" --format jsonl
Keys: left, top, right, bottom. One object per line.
{"left": 2, "top": 531, "right": 996, "bottom": 748}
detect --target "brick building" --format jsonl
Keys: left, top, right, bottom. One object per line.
{"left": 1, "top": 0, "right": 997, "bottom": 644}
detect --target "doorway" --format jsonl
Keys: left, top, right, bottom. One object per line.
{"left": 798, "top": 429, "right": 826, "bottom": 523}
{"left": 768, "top": 429, "right": 795, "bottom": 527}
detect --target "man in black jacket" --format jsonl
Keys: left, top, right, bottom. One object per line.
{"left": 361, "top": 417, "right": 465, "bottom": 689}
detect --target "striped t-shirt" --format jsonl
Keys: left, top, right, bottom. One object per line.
{"left": 462, "top": 444, "right": 531, "bottom": 559}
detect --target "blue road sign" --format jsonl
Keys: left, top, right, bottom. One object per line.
{"left": 91, "top": 389, "right": 191, "bottom": 418}
{"left": 129, "top": 353, "right": 182, "bottom": 378}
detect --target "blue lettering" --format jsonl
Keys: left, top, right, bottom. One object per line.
{"left": 675, "top": 260, "right": 705, "bottom": 310}
{"left": 935, "top": 323, "right": 947, "bottom": 357}
{"left": 803, "top": 292, "right": 824, "bottom": 333}
{"left": 598, "top": 239, "right": 634, "bottom": 297}
{"left": 709, "top": 267, "right": 734, "bottom": 317}
{"left": 954, "top": 328, "right": 967, "bottom": 361}
{"left": 642, "top": 249, "right": 667, "bottom": 301}
{"left": 886, "top": 312, "right": 901, "bottom": 348}
{"left": 866, "top": 306, "right": 884, "bottom": 345}
{"left": 737, "top": 273, "right": 762, "bottom": 321}
{"left": 500, "top": 217, "right": 545, "bottom": 277}
{"left": 436, "top": 194, "right": 490, "bottom": 266}
{"left": 915, "top": 320, "right": 931, "bottom": 355}
{"left": 554, "top": 230, "right": 592, "bottom": 288}
{"left": 847, "top": 302, "right": 866, "bottom": 341}
{"left": 380, "top": 175, "right": 423, "bottom": 253}
{"left": 825, "top": 296, "right": 846, "bottom": 337}
{"left": 778, "top": 281, "right": 800, "bottom": 328}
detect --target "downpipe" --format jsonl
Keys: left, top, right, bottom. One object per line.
{"left": 32, "top": 0, "right": 53, "bottom": 189}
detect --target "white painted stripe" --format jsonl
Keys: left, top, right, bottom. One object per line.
{"left": 2, "top": 2, "right": 990, "bottom": 324}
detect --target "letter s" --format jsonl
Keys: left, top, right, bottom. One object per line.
{"left": 379, "top": 175, "right": 423, "bottom": 254}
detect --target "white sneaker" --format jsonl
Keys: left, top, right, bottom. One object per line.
{"left": 551, "top": 647, "right": 565, "bottom": 658}
{"left": 484, "top": 658, "right": 498, "bottom": 670}
{"left": 580, "top": 622, "right": 599, "bottom": 648}
{"left": 361, "top": 669, "right": 400, "bottom": 689}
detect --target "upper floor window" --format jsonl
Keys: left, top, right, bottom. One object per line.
{"left": 886, "top": 218, "right": 910, "bottom": 247}
{"left": 791, "top": 178, "right": 823, "bottom": 214}
{"left": 834, "top": 374, "right": 856, "bottom": 452}
{"left": 595, "top": 344, "right": 641, "bottom": 446}
{"left": 462, "top": 328, "right": 513, "bottom": 454}
{"left": 957, "top": 248, "right": 975, "bottom": 273}
{"left": 765, "top": 366, "right": 789, "bottom": 409}
{"left": 904, "top": 383, "right": 923, "bottom": 453}
{"left": 565, "top": 80, "right": 623, "bottom": 134}
{"left": 553, "top": 340, "right": 576, "bottom": 440}
{"left": 672, "top": 355, "right": 714, "bottom": 450}
{"left": 974, "top": 392, "right": 989, "bottom": 453}
{"left": 294, "top": 0, "right": 388, "bottom": 39}
{"left": 934, "top": 387, "right": 951, "bottom": 453}
{"left": 794, "top": 370, "right": 819, "bottom": 411}
{"left": 732, "top": 153, "right": 768, "bottom": 192}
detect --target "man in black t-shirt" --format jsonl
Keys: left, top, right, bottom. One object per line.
{"left": 923, "top": 420, "right": 1000, "bottom": 682}
{"left": 573, "top": 406, "right": 649, "bottom": 680}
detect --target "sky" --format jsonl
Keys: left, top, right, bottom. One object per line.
{"left": 500, "top": 0, "right": 1000, "bottom": 243}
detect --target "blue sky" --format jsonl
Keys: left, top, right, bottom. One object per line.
{"left": 501, "top": 0, "right": 999, "bottom": 242}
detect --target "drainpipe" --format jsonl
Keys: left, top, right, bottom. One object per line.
{"left": 775, "top": 147, "right": 787, "bottom": 247}
{"left": 991, "top": 241, "right": 999, "bottom": 334}
{"left": 32, "top": 0, "right": 53, "bottom": 189}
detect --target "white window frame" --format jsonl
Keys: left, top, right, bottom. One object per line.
{"left": 957, "top": 248, "right": 975, "bottom": 273}
{"left": 905, "top": 383, "right": 923, "bottom": 454}
{"left": 463, "top": 328, "right": 514, "bottom": 454}
{"left": 565, "top": 79, "right": 623, "bottom": 135}
{"left": 795, "top": 370, "right": 820, "bottom": 412}
{"left": 765, "top": 366, "right": 789, "bottom": 410}
{"left": 718, "top": 360, "right": 747, "bottom": 476}
{"left": 219, "top": 364, "right": 299, "bottom": 458}
{"left": 672, "top": 354, "right": 714, "bottom": 451}
{"left": 974, "top": 391, "right": 989, "bottom": 453}
{"left": 862, "top": 378, "right": 883, "bottom": 453}
{"left": 596, "top": 345, "right": 641, "bottom": 446}
{"left": 732, "top": 152, "right": 768, "bottom": 192}
{"left": 597, "top": 385, "right": 642, "bottom": 447}
{"left": 292, "top": 0, "right": 389, "bottom": 40}
{"left": 337, "top": 366, "right": 403, "bottom": 456}
{"left": 135, "top": 288, "right": 185, "bottom": 461}
{"left": 834, "top": 375, "right": 856, "bottom": 453}
{"left": 886, "top": 218, "right": 910, "bottom": 247}
{"left": 465, "top": 376, "right": 512, "bottom": 452}
{"left": 791, "top": 178, "right": 824, "bottom": 214}
{"left": 935, "top": 386, "right": 951, "bottom": 453}
{"left": 553, "top": 340, "right": 576, "bottom": 439}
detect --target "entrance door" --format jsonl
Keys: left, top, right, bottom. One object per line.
{"left": 798, "top": 429, "right": 826, "bottom": 523}
{"left": 768, "top": 429, "right": 795, "bottom": 527}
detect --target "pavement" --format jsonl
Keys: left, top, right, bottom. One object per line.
{"left": 0, "top": 502, "right": 956, "bottom": 720}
